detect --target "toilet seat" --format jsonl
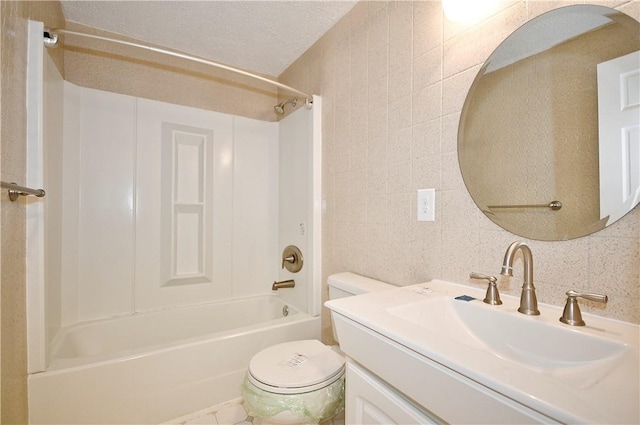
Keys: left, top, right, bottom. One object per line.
{"left": 247, "top": 340, "right": 345, "bottom": 394}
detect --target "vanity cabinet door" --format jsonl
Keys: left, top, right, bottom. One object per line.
{"left": 346, "top": 361, "right": 442, "bottom": 425}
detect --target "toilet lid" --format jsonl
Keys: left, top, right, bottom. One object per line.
{"left": 248, "top": 340, "right": 345, "bottom": 393}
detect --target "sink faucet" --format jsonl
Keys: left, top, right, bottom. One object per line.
{"left": 500, "top": 241, "right": 540, "bottom": 315}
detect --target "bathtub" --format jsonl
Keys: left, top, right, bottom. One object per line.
{"left": 28, "top": 295, "right": 320, "bottom": 424}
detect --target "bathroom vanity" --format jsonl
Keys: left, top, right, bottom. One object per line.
{"left": 325, "top": 280, "right": 639, "bottom": 424}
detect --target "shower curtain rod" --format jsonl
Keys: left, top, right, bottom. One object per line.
{"left": 43, "top": 28, "right": 314, "bottom": 103}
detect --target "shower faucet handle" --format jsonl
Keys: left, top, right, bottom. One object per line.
{"left": 281, "top": 245, "right": 303, "bottom": 273}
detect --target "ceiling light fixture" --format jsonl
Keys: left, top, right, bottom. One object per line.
{"left": 443, "top": 0, "right": 503, "bottom": 24}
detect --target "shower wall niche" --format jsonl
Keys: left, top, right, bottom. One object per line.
{"left": 33, "top": 43, "right": 320, "bottom": 372}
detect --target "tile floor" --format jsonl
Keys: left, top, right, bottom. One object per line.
{"left": 162, "top": 399, "right": 251, "bottom": 425}
{"left": 162, "top": 398, "right": 345, "bottom": 425}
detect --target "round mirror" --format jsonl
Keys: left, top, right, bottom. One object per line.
{"left": 458, "top": 5, "right": 640, "bottom": 241}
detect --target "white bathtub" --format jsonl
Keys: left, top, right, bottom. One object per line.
{"left": 28, "top": 295, "right": 320, "bottom": 424}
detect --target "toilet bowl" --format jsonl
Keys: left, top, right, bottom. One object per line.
{"left": 242, "top": 272, "right": 393, "bottom": 425}
{"left": 243, "top": 340, "right": 345, "bottom": 425}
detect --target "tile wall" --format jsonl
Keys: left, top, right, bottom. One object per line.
{"left": 278, "top": 0, "right": 640, "bottom": 341}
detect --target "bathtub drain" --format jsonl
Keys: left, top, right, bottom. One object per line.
{"left": 282, "top": 305, "right": 289, "bottom": 317}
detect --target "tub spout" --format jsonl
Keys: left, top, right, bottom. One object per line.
{"left": 272, "top": 279, "right": 295, "bottom": 290}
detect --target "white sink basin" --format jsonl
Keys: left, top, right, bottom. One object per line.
{"left": 325, "top": 278, "right": 639, "bottom": 424}
{"left": 386, "top": 296, "right": 627, "bottom": 370}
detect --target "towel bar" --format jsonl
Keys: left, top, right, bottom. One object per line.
{"left": 1, "top": 181, "right": 46, "bottom": 201}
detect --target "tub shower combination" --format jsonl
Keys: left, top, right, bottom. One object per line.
{"left": 29, "top": 296, "right": 320, "bottom": 424}
{"left": 27, "top": 24, "right": 322, "bottom": 424}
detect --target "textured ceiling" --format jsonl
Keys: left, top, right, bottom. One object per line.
{"left": 60, "top": 1, "right": 357, "bottom": 77}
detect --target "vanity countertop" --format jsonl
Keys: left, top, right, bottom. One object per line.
{"left": 325, "top": 279, "right": 640, "bottom": 424}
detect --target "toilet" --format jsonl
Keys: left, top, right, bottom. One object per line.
{"left": 242, "top": 272, "right": 393, "bottom": 425}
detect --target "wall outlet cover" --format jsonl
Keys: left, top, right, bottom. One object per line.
{"left": 417, "top": 189, "right": 435, "bottom": 222}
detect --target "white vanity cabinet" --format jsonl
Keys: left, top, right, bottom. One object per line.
{"left": 336, "top": 313, "right": 559, "bottom": 425}
{"left": 346, "top": 361, "right": 441, "bottom": 425}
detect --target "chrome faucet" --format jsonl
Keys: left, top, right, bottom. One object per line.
{"left": 500, "top": 241, "right": 540, "bottom": 315}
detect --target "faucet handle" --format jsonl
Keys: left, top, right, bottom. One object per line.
{"left": 470, "top": 272, "right": 496, "bottom": 283}
{"left": 559, "top": 290, "right": 608, "bottom": 326}
{"left": 470, "top": 272, "right": 502, "bottom": 305}
{"left": 565, "top": 290, "right": 608, "bottom": 304}
{"left": 281, "top": 245, "right": 303, "bottom": 273}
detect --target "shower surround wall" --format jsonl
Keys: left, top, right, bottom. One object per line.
{"left": 47, "top": 80, "right": 281, "bottom": 330}
{"left": 277, "top": 0, "right": 640, "bottom": 335}
{"left": 30, "top": 42, "right": 321, "bottom": 421}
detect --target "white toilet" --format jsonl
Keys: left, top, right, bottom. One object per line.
{"left": 242, "top": 272, "right": 393, "bottom": 425}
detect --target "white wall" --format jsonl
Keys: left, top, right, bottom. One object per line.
{"left": 63, "top": 84, "right": 136, "bottom": 323}
{"left": 232, "top": 117, "right": 280, "bottom": 298}
{"left": 43, "top": 49, "right": 64, "bottom": 362}
{"left": 277, "top": 106, "right": 314, "bottom": 313}
{"left": 134, "top": 97, "right": 234, "bottom": 312}
{"left": 54, "top": 83, "right": 280, "bottom": 326}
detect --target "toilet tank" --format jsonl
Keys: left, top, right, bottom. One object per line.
{"left": 327, "top": 273, "right": 394, "bottom": 342}
{"left": 327, "top": 272, "right": 395, "bottom": 300}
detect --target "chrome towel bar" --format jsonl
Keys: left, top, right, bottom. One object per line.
{"left": 1, "top": 181, "right": 46, "bottom": 201}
